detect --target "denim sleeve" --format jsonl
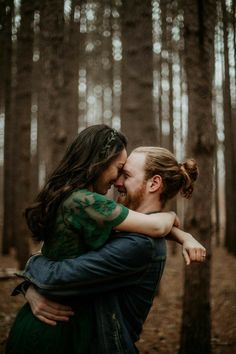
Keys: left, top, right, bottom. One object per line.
{"left": 22, "top": 234, "right": 157, "bottom": 297}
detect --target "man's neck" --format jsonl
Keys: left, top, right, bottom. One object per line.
{"left": 134, "top": 198, "right": 162, "bottom": 214}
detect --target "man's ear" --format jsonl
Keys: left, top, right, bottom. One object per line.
{"left": 148, "top": 175, "right": 162, "bottom": 192}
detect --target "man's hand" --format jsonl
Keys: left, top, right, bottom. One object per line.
{"left": 25, "top": 286, "right": 74, "bottom": 326}
{"left": 182, "top": 234, "right": 206, "bottom": 265}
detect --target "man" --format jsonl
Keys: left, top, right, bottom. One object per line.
{"left": 16, "top": 147, "right": 205, "bottom": 353}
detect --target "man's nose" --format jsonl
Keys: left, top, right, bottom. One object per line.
{"left": 114, "top": 174, "right": 124, "bottom": 187}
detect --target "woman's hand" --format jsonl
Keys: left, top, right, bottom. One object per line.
{"left": 25, "top": 285, "right": 74, "bottom": 326}
{"left": 182, "top": 234, "right": 206, "bottom": 265}
{"left": 167, "top": 226, "right": 206, "bottom": 265}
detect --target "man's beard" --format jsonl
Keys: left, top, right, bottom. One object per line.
{"left": 117, "top": 181, "right": 147, "bottom": 211}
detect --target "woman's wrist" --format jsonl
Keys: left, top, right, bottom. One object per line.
{"left": 169, "top": 227, "right": 191, "bottom": 244}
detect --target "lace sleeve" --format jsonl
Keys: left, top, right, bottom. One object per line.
{"left": 63, "top": 189, "right": 129, "bottom": 249}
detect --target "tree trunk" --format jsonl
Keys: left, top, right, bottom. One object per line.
{"left": 13, "top": 0, "right": 34, "bottom": 268}
{"left": 85, "top": 0, "right": 104, "bottom": 126}
{"left": 214, "top": 143, "right": 220, "bottom": 246}
{"left": 63, "top": 0, "right": 80, "bottom": 141}
{"left": 0, "top": 1, "right": 5, "bottom": 111}
{"left": 102, "top": 0, "right": 113, "bottom": 127}
{"left": 121, "top": 0, "right": 157, "bottom": 152}
{"left": 1, "top": 0, "right": 14, "bottom": 254}
{"left": 38, "top": 0, "right": 67, "bottom": 177}
{"left": 28, "top": 0, "right": 40, "bottom": 199}
{"left": 111, "top": 0, "right": 122, "bottom": 128}
{"left": 179, "top": 1, "right": 216, "bottom": 353}
{"left": 233, "top": 0, "right": 236, "bottom": 87}
{"left": 221, "top": 0, "right": 236, "bottom": 254}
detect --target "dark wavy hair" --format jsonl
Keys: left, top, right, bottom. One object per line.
{"left": 25, "top": 124, "right": 127, "bottom": 241}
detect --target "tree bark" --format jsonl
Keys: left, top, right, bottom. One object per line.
{"left": 38, "top": 0, "right": 67, "bottom": 177}
{"left": 102, "top": 0, "right": 113, "bottom": 127}
{"left": 1, "top": 0, "right": 14, "bottom": 254}
{"left": 179, "top": 1, "right": 216, "bottom": 353}
{"left": 0, "top": 1, "right": 5, "bottom": 111}
{"left": 221, "top": 0, "right": 236, "bottom": 254}
{"left": 13, "top": 0, "right": 34, "bottom": 268}
{"left": 63, "top": 0, "right": 80, "bottom": 141}
{"left": 121, "top": 0, "right": 157, "bottom": 152}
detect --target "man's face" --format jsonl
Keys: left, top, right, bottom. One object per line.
{"left": 115, "top": 152, "right": 147, "bottom": 210}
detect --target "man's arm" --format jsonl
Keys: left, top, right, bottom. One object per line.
{"left": 23, "top": 233, "right": 155, "bottom": 297}
{"left": 22, "top": 233, "right": 157, "bottom": 326}
{"left": 22, "top": 229, "right": 205, "bottom": 325}
{"left": 22, "top": 228, "right": 205, "bottom": 296}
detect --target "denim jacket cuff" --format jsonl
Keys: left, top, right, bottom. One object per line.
{"left": 11, "top": 280, "right": 31, "bottom": 297}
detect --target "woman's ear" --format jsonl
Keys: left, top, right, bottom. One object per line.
{"left": 149, "top": 175, "right": 162, "bottom": 192}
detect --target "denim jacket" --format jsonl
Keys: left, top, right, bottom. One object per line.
{"left": 20, "top": 232, "right": 166, "bottom": 354}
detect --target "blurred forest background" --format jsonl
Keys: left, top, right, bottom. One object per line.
{"left": 0, "top": 0, "right": 235, "bottom": 353}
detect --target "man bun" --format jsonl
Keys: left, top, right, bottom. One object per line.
{"left": 179, "top": 158, "right": 199, "bottom": 199}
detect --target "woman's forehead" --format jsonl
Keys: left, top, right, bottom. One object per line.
{"left": 116, "top": 148, "right": 127, "bottom": 164}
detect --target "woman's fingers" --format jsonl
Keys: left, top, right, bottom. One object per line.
{"left": 182, "top": 238, "right": 207, "bottom": 264}
{"left": 189, "top": 247, "right": 206, "bottom": 262}
{"left": 182, "top": 249, "right": 191, "bottom": 265}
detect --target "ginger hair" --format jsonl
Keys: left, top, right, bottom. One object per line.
{"left": 132, "top": 146, "right": 198, "bottom": 207}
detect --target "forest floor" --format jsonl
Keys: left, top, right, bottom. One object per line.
{"left": 0, "top": 245, "right": 235, "bottom": 354}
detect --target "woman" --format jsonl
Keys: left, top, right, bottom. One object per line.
{"left": 6, "top": 125, "right": 178, "bottom": 354}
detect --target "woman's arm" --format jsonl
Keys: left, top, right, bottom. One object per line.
{"left": 66, "top": 190, "right": 178, "bottom": 243}
{"left": 167, "top": 226, "right": 206, "bottom": 265}
{"left": 115, "top": 210, "right": 178, "bottom": 237}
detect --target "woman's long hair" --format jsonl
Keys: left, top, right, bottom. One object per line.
{"left": 26, "top": 124, "right": 127, "bottom": 241}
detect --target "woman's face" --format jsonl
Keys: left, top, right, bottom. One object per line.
{"left": 93, "top": 148, "right": 127, "bottom": 195}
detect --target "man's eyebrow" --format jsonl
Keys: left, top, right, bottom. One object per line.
{"left": 122, "top": 167, "right": 130, "bottom": 175}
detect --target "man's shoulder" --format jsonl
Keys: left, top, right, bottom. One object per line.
{"left": 110, "top": 232, "right": 154, "bottom": 257}
{"left": 109, "top": 233, "right": 154, "bottom": 267}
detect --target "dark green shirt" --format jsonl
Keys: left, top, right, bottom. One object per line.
{"left": 42, "top": 188, "right": 129, "bottom": 260}
{"left": 6, "top": 189, "right": 129, "bottom": 354}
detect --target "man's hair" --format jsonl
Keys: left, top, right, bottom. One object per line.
{"left": 25, "top": 124, "right": 127, "bottom": 241}
{"left": 133, "top": 146, "right": 198, "bottom": 207}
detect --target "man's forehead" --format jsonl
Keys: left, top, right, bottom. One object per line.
{"left": 124, "top": 152, "right": 146, "bottom": 172}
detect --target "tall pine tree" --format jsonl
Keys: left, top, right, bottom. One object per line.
{"left": 179, "top": 1, "right": 216, "bottom": 353}
{"left": 121, "top": 0, "right": 157, "bottom": 151}
{"left": 14, "top": 0, "right": 34, "bottom": 267}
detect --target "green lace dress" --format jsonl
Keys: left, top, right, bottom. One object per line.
{"left": 6, "top": 189, "right": 129, "bottom": 354}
